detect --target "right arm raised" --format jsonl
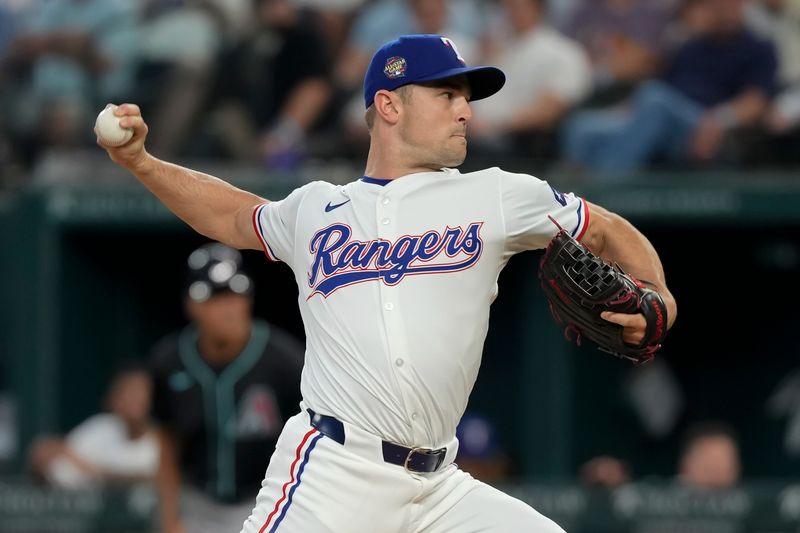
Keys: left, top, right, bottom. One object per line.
{"left": 96, "top": 103, "right": 265, "bottom": 250}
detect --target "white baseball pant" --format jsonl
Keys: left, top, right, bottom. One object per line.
{"left": 240, "top": 409, "right": 565, "bottom": 533}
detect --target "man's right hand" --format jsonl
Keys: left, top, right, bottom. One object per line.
{"left": 95, "top": 103, "right": 150, "bottom": 172}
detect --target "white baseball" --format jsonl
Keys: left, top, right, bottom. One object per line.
{"left": 95, "top": 105, "right": 133, "bottom": 147}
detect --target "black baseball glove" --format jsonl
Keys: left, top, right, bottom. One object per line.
{"left": 538, "top": 229, "right": 668, "bottom": 364}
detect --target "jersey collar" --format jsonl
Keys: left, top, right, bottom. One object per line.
{"left": 360, "top": 169, "right": 457, "bottom": 186}
{"left": 360, "top": 176, "right": 393, "bottom": 186}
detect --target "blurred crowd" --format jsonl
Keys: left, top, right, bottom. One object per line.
{"left": 1, "top": 0, "right": 799, "bottom": 189}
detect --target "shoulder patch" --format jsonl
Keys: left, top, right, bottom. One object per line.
{"left": 550, "top": 185, "right": 568, "bottom": 206}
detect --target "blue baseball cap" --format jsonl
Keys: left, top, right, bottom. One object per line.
{"left": 363, "top": 34, "right": 506, "bottom": 108}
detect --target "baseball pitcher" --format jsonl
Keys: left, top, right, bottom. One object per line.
{"left": 97, "top": 34, "right": 677, "bottom": 532}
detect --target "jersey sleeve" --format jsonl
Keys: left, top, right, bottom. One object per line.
{"left": 500, "top": 170, "right": 589, "bottom": 252}
{"left": 252, "top": 182, "right": 317, "bottom": 264}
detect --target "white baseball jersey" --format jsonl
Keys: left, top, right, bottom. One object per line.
{"left": 252, "top": 167, "right": 588, "bottom": 450}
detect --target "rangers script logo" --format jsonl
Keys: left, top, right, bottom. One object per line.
{"left": 307, "top": 222, "right": 484, "bottom": 297}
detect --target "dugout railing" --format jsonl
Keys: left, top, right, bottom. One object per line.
{"left": 1, "top": 480, "right": 800, "bottom": 532}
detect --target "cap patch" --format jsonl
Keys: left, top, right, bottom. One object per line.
{"left": 440, "top": 37, "right": 465, "bottom": 65}
{"left": 384, "top": 56, "right": 407, "bottom": 79}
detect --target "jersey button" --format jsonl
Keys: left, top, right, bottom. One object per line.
{"left": 381, "top": 218, "right": 390, "bottom": 225}
{"left": 395, "top": 358, "right": 404, "bottom": 367}
{"left": 384, "top": 302, "right": 394, "bottom": 311}
{"left": 381, "top": 198, "right": 390, "bottom": 205}
{"left": 411, "top": 413, "right": 418, "bottom": 420}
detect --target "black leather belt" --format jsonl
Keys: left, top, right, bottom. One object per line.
{"left": 307, "top": 408, "right": 447, "bottom": 473}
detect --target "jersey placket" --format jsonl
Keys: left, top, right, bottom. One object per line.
{"left": 374, "top": 190, "right": 428, "bottom": 445}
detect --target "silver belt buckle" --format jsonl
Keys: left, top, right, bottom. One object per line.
{"left": 404, "top": 447, "right": 445, "bottom": 473}
{"left": 404, "top": 447, "right": 426, "bottom": 473}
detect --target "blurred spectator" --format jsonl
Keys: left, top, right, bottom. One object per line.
{"left": 455, "top": 412, "right": 511, "bottom": 484}
{"left": 0, "top": 4, "right": 19, "bottom": 51}
{"left": 664, "top": 0, "right": 715, "bottom": 48}
{"left": 561, "top": 0, "right": 674, "bottom": 105}
{"left": 149, "top": 242, "right": 304, "bottom": 533}
{"left": 203, "top": 0, "right": 332, "bottom": 170}
{"left": 335, "top": 0, "right": 484, "bottom": 91}
{"left": 767, "top": 368, "right": 800, "bottom": 458}
{"left": 578, "top": 358, "right": 684, "bottom": 489}
{"left": 1, "top": 0, "right": 139, "bottom": 164}
{"left": 28, "top": 361, "right": 158, "bottom": 489}
{"left": 134, "top": 0, "right": 229, "bottom": 159}
{"left": 207, "top": 0, "right": 254, "bottom": 38}
{"left": 0, "top": 1, "right": 43, "bottom": 183}
{"left": 561, "top": 0, "right": 777, "bottom": 175}
{"left": 580, "top": 455, "right": 632, "bottom": 489}
{"left": 581, "top": 420, "right": 742, "bottom": 491}
{"left": 746, "top": 0, "right": 800, "bottom": 165}
{"left": 747, "top": 0, "right": 800, "bottom": 99}
{"left": 677, "top": 421, "right": 741, "bottom": 489}
{"left": 469, "top": 0, "right": 591, "bottom": 161}
{"left": 545, "top": 0, "right": 580, "bottom": 28}
{"left": 289, "top": 0, "right": 368, "bottom": 55}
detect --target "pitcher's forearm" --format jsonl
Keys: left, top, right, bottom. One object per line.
{"left": 97, "top": 104, "right": 267, "bottom": 249}
{"left": 129, "top": 153, "right": 266, "bottom": 250}
{"left": 583, "top": 203, "right": 677, "bottom": 328}
{"left": 606, "top": 225, "right": 676, "bottom": 328}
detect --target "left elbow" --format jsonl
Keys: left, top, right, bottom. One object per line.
{"left": 580, "top": 202, "right": 616, "bottom": 255}
{"left": 661, "top": 289, "right": 678, "bottom": 330}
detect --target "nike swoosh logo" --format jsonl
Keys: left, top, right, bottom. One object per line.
{"left": 325, "top": 199, "right": 351, "bottom": 212}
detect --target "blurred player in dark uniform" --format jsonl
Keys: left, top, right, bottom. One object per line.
{"left": 149, "top": 242, "right": 304, "bottom": 533}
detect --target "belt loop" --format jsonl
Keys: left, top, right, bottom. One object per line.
{"left": 307, "top": 408, "right": 346, "bottom": 445}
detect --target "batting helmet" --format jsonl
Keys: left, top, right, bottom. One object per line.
{"left": 185, "top": 242, "right": 253, "bottom": 303}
